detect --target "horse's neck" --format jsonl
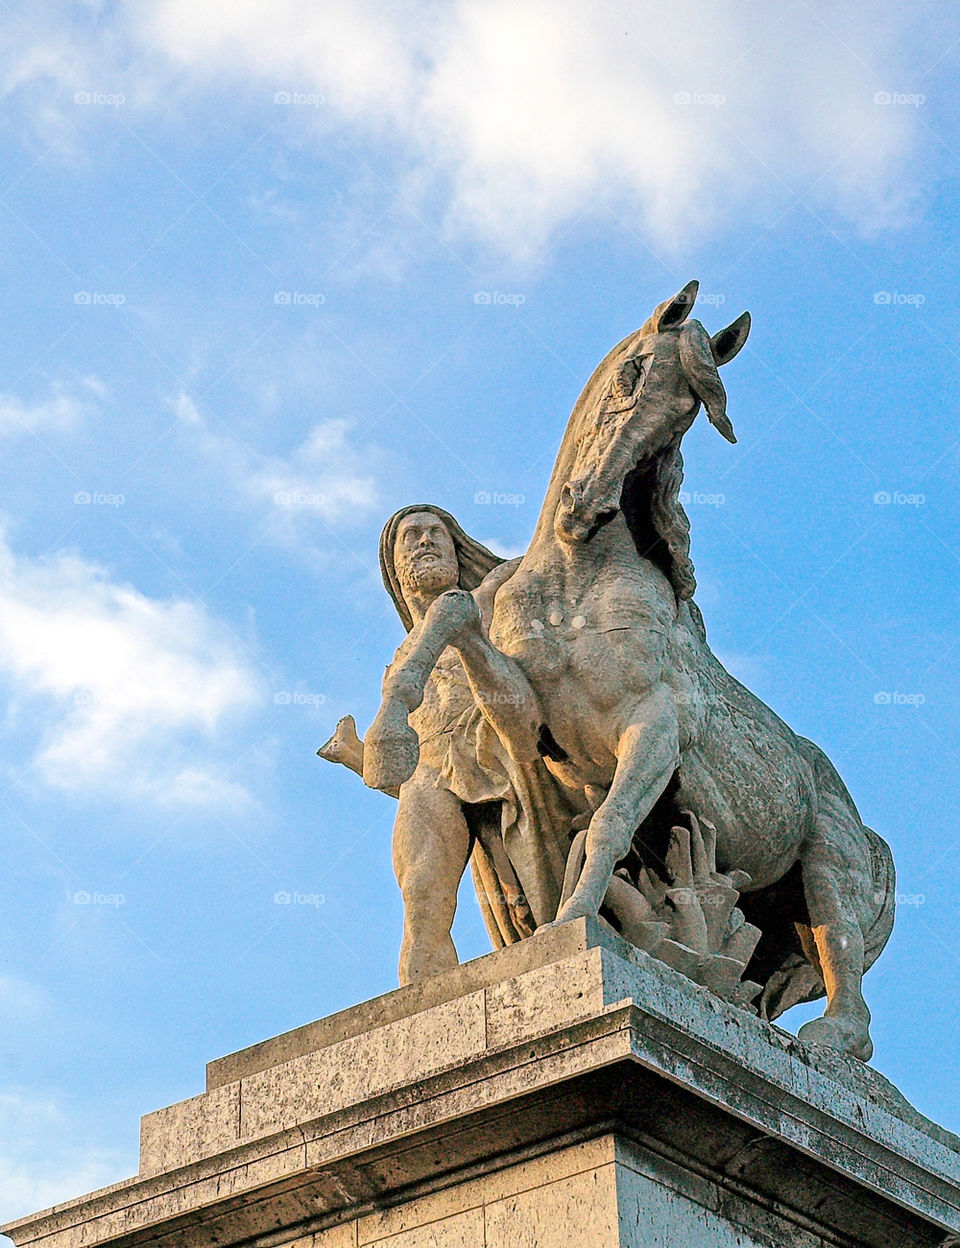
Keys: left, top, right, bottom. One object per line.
{"left": 521, "top": 418, "right": 649, "bottom": 589}
{"left": 529, "top": 428, "right": 578, "bottom": 551}
{"left": 521, "top": 511, "right": 641, "bottom": 592}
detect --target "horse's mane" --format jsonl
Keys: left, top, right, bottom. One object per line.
{"left": 620, "top": 434, "right": 697, "bottom": 602}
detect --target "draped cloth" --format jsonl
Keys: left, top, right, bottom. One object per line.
{"left": 378, "top": 505, "right": 580, "bottom": 944}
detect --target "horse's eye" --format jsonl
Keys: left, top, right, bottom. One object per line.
{"left": 622, "top": 357, "right": 648, "bottom": 387}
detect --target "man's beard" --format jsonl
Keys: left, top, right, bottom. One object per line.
{"left": 403, "top": 553, "right": 458, "bottom": 596}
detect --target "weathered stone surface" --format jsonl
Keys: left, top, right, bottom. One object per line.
{"left": 338, "top": 285, "right": 896, "bottom": 1063}
{"left": 139, "top": 1081, "right": 240, "bottom": 1178}
{"left": 237, "top": 990, "right": 485, "bottom": 1144}
{"left": 4, "top": 919, "right": 958, "bottom": 1248}
{"left": 483, "top": 947, "right": 608, "bottom": 1050}
{"left": 206, "top": 917, "right": 595, "bottom": 1089}
{"left": 482, "top": 1161, "right": 620, "bottom": 1248}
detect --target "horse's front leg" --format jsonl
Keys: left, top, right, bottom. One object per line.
{"left": 363, "top": 592, "right": 478, "bottom": 791}
{"left": 450, "top": 606, "right": 545, "bottom": 767}
{"left": 552, "top": 688, "right": 680, "bottom": 924}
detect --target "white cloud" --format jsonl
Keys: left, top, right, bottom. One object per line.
{"left": 128, "top": 0, "right": 930, "bottom": 257}
{"left": 0, "top": 379, "right": 104, "bottom": 437}
{"left": 0, "top": 1089, "right": 130, "bottom": 1224}
{"left": 251, "top": 418, "right": 377, "bottom": 519}
{"left": 0, "top": 3, "right": 939, "bottom": 259}
{"left": 168, "top": 392, "right": 378, "bottom": 533}
{"left": 0, "top": 532, "right": 262, "bottom": 807}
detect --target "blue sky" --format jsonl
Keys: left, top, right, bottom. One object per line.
{"left": 2, "top": 0, "right": 960, "bottom": 1219}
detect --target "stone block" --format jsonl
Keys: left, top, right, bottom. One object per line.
{"left": 5, "top": 919, "right": 960, "bottom": 1248}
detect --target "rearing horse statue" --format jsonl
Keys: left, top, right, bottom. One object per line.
{"left": 364, "top": 282, "right": 894, "bottom": 1061}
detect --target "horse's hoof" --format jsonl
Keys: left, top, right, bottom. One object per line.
{"left": 798, "top": 1014, "right": 873, "bottom": 1062}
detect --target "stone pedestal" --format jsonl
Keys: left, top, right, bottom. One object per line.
{"left": 4, "top": 919, "right": 960, "bottom": 1247}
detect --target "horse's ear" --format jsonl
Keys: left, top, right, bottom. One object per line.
{"left": 652, "top": 280, "right": 699, "bottom": 331}
{"left": 710, "top": 311, "right": 751, "bottom": 365}
{"left": 679, "top": 320, "right": 737, "bottom": 443}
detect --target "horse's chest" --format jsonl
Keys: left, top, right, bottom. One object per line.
{"left": 491, "top": 571, "right": 670, "bottom": 698}
{"left": 490, "top": 580, "right": 570, "bottom": 682}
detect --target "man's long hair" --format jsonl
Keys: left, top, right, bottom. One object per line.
{"left": 379, "top": 504, "right": 504, "bottom": 631}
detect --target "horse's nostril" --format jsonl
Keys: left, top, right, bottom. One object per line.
{"left": 562, "top": 480, "right": 585, "bottom": 507}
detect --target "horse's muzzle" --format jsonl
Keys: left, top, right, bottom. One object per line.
{"left": 555, "top": 479, "right": 611, "bottom": 542}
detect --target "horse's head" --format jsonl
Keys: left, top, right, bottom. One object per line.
{"left": 555, "top": 281, "right": 750, "bottom": 543}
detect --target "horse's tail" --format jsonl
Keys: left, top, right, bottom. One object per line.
{"left": 862, "top": 824, "right": 896, "bottom": 971}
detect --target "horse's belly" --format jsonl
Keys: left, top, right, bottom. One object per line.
{"left": 676, "top": 736, "right": 812, "bottom": 890}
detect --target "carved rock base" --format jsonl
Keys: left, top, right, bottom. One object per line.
{"left": 4, "top": 919, "right": 960, "bottom": 1248}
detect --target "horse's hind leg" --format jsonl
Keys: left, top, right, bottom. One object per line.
{"left": 797, "top": 814, "right": 874, "bottom": 1061}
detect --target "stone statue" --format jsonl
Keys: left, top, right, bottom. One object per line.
{"left": 320, "top": 504, "right": 582, "bottom": 981}
{"left": 357, "top": 282, "right": 895, "bottom": 1061}
{"left": 323, "top": 504, "right": 763, "bottom": 996}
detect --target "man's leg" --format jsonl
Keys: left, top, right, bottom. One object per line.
{"left": 393, "top": 767, "right": 472, "bottom": 984}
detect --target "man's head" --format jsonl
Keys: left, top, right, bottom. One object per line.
{"left": 379, "top": 504, "right": 504, "bottom": 631}
{"left": 393, "top": 510, "right": 459, "bottom": 601}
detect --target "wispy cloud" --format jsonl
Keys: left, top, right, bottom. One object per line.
{"left": 250, "top": 418, "right": 377, "bottom": 519}
{"left": 0, "top": 1088, "right": 130, "bottom": 1223}
{"left": 0, "top": 378, "right": 105, "bottom": 438}
{"left": 1, "top": 3, "right": 937, "bottom": 260}
{"left": 170, "top": 392, "right": 378, "bottom": 536}
{"left": 0, "top": 531, "right": 262, "bottom": 807}
{"left": 128, "top": 0, "right": 932, "bottom": 257}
